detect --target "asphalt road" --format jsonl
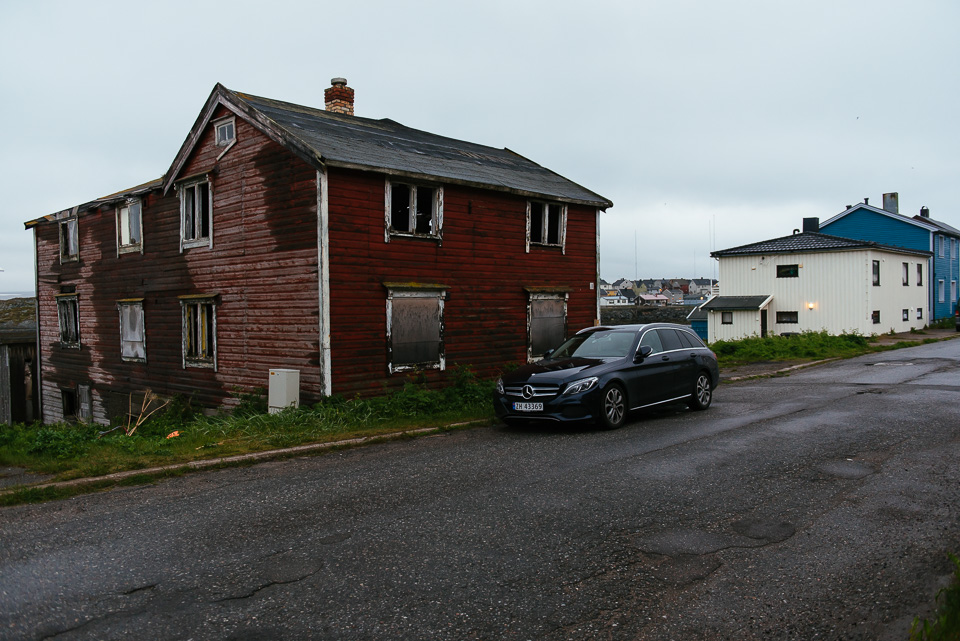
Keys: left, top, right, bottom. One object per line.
{"left": 2, "top": 340, "right": 959, "bottom": 640}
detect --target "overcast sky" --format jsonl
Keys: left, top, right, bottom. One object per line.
{"left": 1, "top": 0, "right": 957, "bottom": 294}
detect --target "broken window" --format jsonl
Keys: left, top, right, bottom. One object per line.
{"left": 118, "top": 300, "right": 146, "bottom": 362}
{"left": 180, "top": 296, "right": 216, "bottom": 368}
{"left": 214, "top": 116, "right": 236, "bottom": 146}
{"left": 180, "top": 180, "right": 212, "bottom": 249}
{"left": 527, "top": 201, "right": 566, "bottom": 249}
{"left": 61, "top": 388, "right": 77, "bottom": 422}
{"left": 776, "top": 264, "right": 799, "bottom": 278}
{"left": 776, "top": 311, "right": 799, "bottom": 324}
{"left": 528, "top": 292, "right": 567, "bottom": 361}
{"left": 59, "top": 217, "right": 78, "bottom": 262}
{"left": 386, "top": 287, "right": 445, "bottom": 373}
{"left": 56, "top": 294, "right": 80, "bottom": 347}
{"left": 385, "top": 181, "right": 442, "bottom": 239}
{"left": 117, "top": 199, "right": 142, "bottom": 253}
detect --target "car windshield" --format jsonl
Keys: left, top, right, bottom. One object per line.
{"left": 550, "top": 330, "right": 635, "bottom": 359}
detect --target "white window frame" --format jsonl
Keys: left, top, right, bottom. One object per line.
{"left": 385, "top": 285, "right": 445, "bottom": 374}
{"left": 953, "top": 238, "right": 958, "bottom": 260}
{"left": 952, "top": 280, "right": 957, "bottom": 305}
{"left": 59, "top": 216, "right": 78, "bottom": 263}
{"left": 117, "top": 199, "right": 143, "bottom": 255}
{"left": 56, "top": 293, "right": 80, "bottom": 348}
{"left": 384, "top": 180, "right": 443, "bottom": 241}
{"left": 939, "top": 279, "right": 945, "bottom": 303}
{"left": 872, "top": 260, "right": 880, "bottom": 286}
{"left": 525, "top": 201, "right": 567, "bottom": 252}
{"left": 939, "top": 235, "right": 945, "bottom": 258}
{"left": 180, "top": 295, "right": 217, "bottom": 369}
{"left": 179, "top": 178, "right": 213, "bottom": 250}
{"left": 214, "top": 116, "right": 236, "bottom": 147}
{"left": 118, "top": 299, "right": 146, "bottom": 363}
{"left": 527, "top": 291, "right": 568, "bottom": 362}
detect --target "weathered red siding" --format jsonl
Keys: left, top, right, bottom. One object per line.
{"left": 326, "top": 169, "right": 598, "bottom": 396}
{"left": 34, "top": 106, "right": 601, "bottom": 421}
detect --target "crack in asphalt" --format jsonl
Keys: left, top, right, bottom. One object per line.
{"left": 212, "top": 566, "right": 323, "bottom": 603}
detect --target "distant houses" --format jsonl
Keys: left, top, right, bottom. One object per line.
{"left": 599, "top": 277, "right": 716, "bottom": 308}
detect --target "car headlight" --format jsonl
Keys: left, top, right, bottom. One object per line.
{"left": 496, "top": 378, "right": 504, "bottom": 395}
{"left": 563, "top": 377, "right": 598, "bottom": 395}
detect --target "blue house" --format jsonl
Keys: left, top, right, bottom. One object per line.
{"left": 820, "top": 193, "right": 960, "bottom": 320}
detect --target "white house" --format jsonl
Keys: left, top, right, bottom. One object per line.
{"left": 704, "top": 221, "right": 931, "bottom": 342}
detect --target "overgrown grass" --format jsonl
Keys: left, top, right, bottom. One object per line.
{"left": 0, "top": 367, "right": 496, "bottom": 485}
{"left": 911, "top": 553, "right": 960, "bottom": 641}
{"left": 711, "top": 330, "right": 873, "bottom": 366}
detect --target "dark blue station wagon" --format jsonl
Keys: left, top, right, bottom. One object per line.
{"left": 494, "top": 323, "right": 719, "bottom": 429}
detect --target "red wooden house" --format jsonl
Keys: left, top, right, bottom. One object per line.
{"left": 25, "top": 79, "right": 612, "bottom": 424}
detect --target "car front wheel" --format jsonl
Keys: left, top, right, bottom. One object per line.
{"left": 688, "top": 371, "right": 713, "bottom": 410}
{"left": 599, "top": 384, "right": 626, "bottom": 429}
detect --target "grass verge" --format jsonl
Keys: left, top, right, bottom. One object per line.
{"left": 0, "top": 368, "right": 496, "bottom": 503}
{"left": 911, "top": 553, "right": 960, "bottom": 640}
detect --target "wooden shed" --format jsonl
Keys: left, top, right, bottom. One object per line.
{"left": 25, "top": 80, "right": 612, "bottom": 425}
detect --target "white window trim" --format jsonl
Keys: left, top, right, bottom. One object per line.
{"left": 59, "top": 216, "right": 79, "bottom": 263}
{"left": 952, "top": 280, "right": 957, "bottom": 305}
{"left": 385, "top": 285, "right": 445, "bottom": 374}
{"left": 939, "top": 235, "right": 945, "bottom": 258}
{"left": 56, "top": 293, "right": 80, "bottom": 349}
{"left": 117, "top": 299, "right": 146, "bottom": 363}
{"left": 384, "top": 179, "right": 444, "bottom": 242}
{"left": 179, "top": 295, "right": 217, "bottom": 370}
{"left": 178, "top": 178, "right": 213, "bottom": 251}
{"left": 527, "top": 291, "right": 568, "bottom": 362}
{"left": 214, "top": 116, "right": 236, "bottom": 147}
{"left": 116, "top": 198, "right": 143, "bottom": 255}
{"left": 525, "top": 201, "right": 567, "bottom": 253}
{"left": 938, "top": 279, "right": 946, "bottom": 303}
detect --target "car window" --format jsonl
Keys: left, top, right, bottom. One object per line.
{"left": 658, "top": 328, "right": 684, "bottom": 352}
{"left": 552, "top": 331, "right": 634, "bottom": 359}
{"left": 638, "top": 329, "right": 663, "bottom": 355}
{"left": 677, "top": 329, "right": 700, "bottom": 349}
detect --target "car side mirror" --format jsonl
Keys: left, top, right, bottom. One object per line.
{"left": 634, "top": 345, "right": 653, "bottom": 362}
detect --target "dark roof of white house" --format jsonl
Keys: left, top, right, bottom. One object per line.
{"left": 700, "top": 295, "right": 772, "bottom": 311}
{"left": 711, "top": 231, "right": 931, "bottom": 258}
{"left": 164, "top": 84, "right": 613, "bottom": 208}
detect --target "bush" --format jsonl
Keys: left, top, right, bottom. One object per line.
{"left": 911, "top": 553, "right": 960, "bottom": 640}
{"left": 27, "top": 425, "right": 96, "bottom": 460}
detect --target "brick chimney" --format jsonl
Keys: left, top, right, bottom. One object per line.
{"left": 324, "top": 77, "right": 354, "bottom": 115}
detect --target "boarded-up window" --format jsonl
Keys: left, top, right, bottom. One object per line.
{"left": 528, "top": 294, "right": 566, "bottom": 361}
{"left": 77, "top": 384, "right": 92, "bottom": 422}
{"left": 57, "top": 295, "right": 80, "bottom": 346}
{"left": 387, "top": 289, "right": 444, "bottom": 373}
{"left": 119, "top": 301, "right": 146, "bottom": 362}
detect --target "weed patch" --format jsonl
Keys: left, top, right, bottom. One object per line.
{"left": 712, "top": 331, "right": 870, "bottom": 365}
{"left": 911, "top": 553, "right": 960, "bottom": 641}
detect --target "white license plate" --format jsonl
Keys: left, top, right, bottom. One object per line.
{"left": 513, "top": 402, "right": 543, "bottom": 412}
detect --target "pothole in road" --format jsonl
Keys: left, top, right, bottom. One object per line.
{"left": 633, "top": 528, "right": 733, "bottom": 556}
{"left": 817, "top": 459, "right": 875, "bottom": 479}
{"left": 731, "top": 519, "right": 795, "bottom": 543}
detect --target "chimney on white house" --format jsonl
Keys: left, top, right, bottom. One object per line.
{"left": 882, "top": 192, "right": 899, "bottom": 215}
{"left": 324, "top": 78, "right": 354, "bottom": 115}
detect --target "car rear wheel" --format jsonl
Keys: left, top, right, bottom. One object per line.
{"left": 687, "top": 371, "right": 712, "bottom": 411}
{"left": 599, "top": 384, "right": 626, "bottom": 429}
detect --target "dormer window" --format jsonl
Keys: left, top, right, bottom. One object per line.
{"left": 214, "top": 116, "right": 236, "bottom": 146}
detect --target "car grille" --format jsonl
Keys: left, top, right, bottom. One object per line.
{"left": 503, "top": 383, "right": 560, "bottom": 399}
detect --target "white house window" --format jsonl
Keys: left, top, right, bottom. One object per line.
{"left": 872, "top": 310, "right": 881, "bottom": 324}
{"left": 180, "top": 296, "right": 216, "bottom": 368}
{"left": 180, "top": 180, "right": 212, "bottom": 249}
{"left": 872, "top": 260, "right": 880, "bottom": 286}
{"left": 721, "top": 312, "right": 733, "bottom": 325}
{"left": 117, "top": 199, "right": 142, "bottom": 254}
{"left": 214, "top": 116, "right": 236, "bottom": 146}
{"left": 527, "top": 201, "right": 566, "bottom": 250}
{"left": 385, "top": 181, "right": 443, "bottom": 240}
{"left": 776, "top": 264, "right": 799, "bottom": 278}
{"left": 56, "top": 294, "right": 80, "bottom": 347}
{"left": 528, "top": 291, "right": 567, "bottom": 361}
{"left": 917, "top": 264, "right": 923, "bottom": 286}
{"left": 776, "top": 311, "right": 799, "bottom": 324}
{"left": 118, "top": 300, "right": 146, "bottom": 362}
{"left": 386, "top": 285, "right": 445, "bottom": 373}
{"left": 917, "top": 307, "right": 923, "bottom": 320}
{"left": 902, "top": 262, "right": 909, "bottom": 286}
{"left": 59, "top": 217, "right": 78, "bottom": 262}
{"left": 902, "top": 309, "right": 909, "bottom": 321}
